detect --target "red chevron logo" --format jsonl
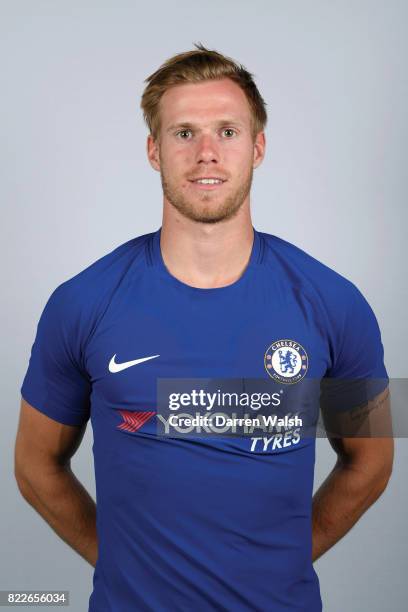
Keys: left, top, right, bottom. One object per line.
{"left": 117, "top": 410, "right": 156, "bottom": 432}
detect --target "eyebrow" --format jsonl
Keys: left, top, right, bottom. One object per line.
{"left": 166, "top": 120, "right": 245, "bottom": 133}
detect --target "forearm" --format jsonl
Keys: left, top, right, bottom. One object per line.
{"left": 312, "top": 460, "right": 389, "bottom": 562}
{"left": 16, "top": 465, "right": 98, "bottom": 567}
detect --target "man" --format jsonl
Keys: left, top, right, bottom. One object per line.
{"left": 16, "top": 44, "right": 393, "bottom": 611}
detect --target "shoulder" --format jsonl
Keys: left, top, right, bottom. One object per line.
{"left": 258, "top": 230, "right": 383, "bottom": 357}
{"left": 50, "top": 231, "right": 153, "bottom": 303}
{"left": 259, "top": 230, "right": 364, "bottom": 309}
{"left": 258, "top": 231, "right": 386, "bottom": 377}
{"left": 39, "top": 231, "right": 154, "bottom": 340}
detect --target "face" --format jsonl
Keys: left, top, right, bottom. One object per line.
{"left": 147, "top": 78, "right": 265, "bottom": 224}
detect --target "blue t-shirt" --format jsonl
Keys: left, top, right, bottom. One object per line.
{"left": 21, "top": 228, "right": 388, "bottom": 612}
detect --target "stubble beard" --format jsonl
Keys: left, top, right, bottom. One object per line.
{"left": 159, "top": 162, "right": 254, "bottom": 224}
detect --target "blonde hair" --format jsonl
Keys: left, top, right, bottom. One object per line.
{"left": 140, "top": 43, "right": 267, "bottom": 140}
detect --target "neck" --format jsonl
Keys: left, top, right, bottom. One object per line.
{"left": 160, "top": 202, "right": 254, "bottom": 289}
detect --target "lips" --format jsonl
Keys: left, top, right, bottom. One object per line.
{"left": 188, "top": 178, "right": 227, "bottom": 190}
{"left": 188, "top": 177, "right": 227, "bottom": 182}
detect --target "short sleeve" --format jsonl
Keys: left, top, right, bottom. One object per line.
{"left": 321, "top": 283, "right": 389, "bottom": 412}
{"left": 21, "top": 283, "right": 91, "bottom": 426}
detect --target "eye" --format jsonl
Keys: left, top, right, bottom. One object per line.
{"left": 222, "top": 128, "right": 237, "bottom": 138}
{"left": 176, "top": 129, "right": 192, "bottom": 139}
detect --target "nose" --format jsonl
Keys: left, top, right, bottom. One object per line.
{"left": 195, "top": 133, "right": 220, "bottom": 164}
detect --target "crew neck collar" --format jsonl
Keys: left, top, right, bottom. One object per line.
{"left": 150, "top": 226, "right": 261, "bottom": 293}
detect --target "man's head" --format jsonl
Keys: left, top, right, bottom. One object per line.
{"left": 142, "top": 43, "right": 267, "bottom": 224}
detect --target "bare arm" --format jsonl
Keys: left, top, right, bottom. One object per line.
{"left": 14, "top": 398, "right": 98, "bottom": 567}
{"left": 312, "top": 386, "right": 394, "bottom": 562}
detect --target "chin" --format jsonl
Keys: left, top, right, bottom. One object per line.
{"left": 182, "top": 204, "right": 242, "bottom": 225}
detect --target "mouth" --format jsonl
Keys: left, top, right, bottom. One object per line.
{"left": 188, "top": 177, "right": 227, "bottom": 191}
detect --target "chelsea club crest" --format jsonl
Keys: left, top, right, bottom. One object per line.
{"left": 264, "top": 339, "right": 308, "bottom": 384}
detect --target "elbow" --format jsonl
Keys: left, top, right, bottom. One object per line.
{"left": 14, "top": 446, "right": 37, "bottom": 503}
{"left": 375, "top": 443, "right": 394, "bottom": 496}
{"left": 14, "top": 461, "right": 33, "bottom": 502}
{"left": 15, "top": 471, "right": 33, "bottom": 502}
{"left": 338, "top": 437, "right": 394, "bottom": 501}
{"left": 337, "top": 453, "right": 394, "bottom": 506}
{"left": 375, "top": 463, "right": 393, "bottom": 496}
{"left": 363, "top": 462, "right": 393, "bottom": 505}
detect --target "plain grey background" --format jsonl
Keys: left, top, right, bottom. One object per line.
{"left": 1, "top": 1, "right": 407, "bottom": 610}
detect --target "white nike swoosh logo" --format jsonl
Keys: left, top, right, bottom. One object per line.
{"left": 108, "top": 353, "right": 160, "bottom": 373}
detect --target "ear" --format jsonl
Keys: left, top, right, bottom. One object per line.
{"left": 253, "top": 131, "right": 266, "bottom": 169}
{"left": 147, "top": 134, "right": 161, "bottom": 171}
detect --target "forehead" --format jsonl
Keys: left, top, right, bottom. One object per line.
{"left": 159, "top": 78, "right": 252, "bottom": 127}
